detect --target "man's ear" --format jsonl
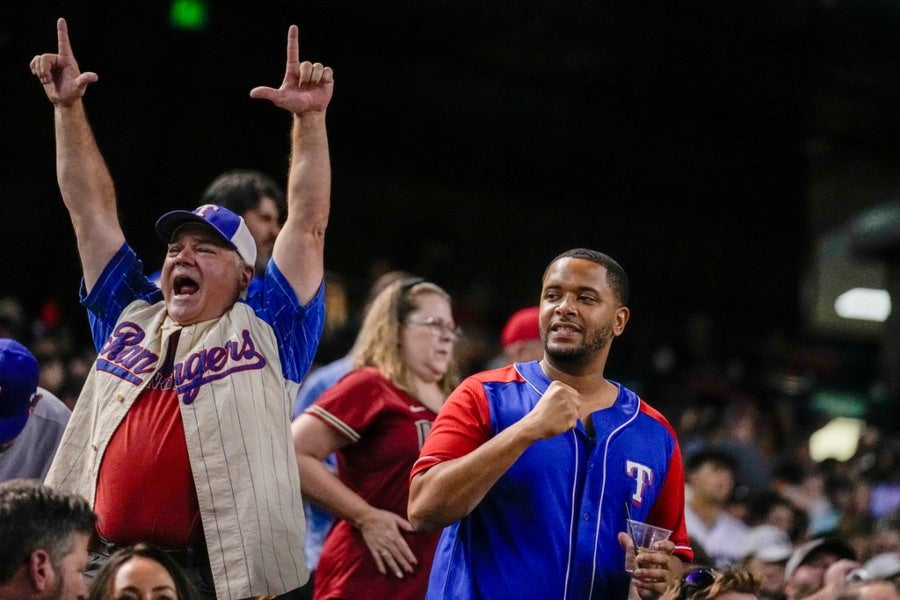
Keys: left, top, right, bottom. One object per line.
{"left": 613, "top": 306, "right": 630, "bottom": 336}
{"left": 27, "top": 548, "right": 55, "bottom": 592}
{"left": 28, "top": 391, "right": 43, "bottom": 415}
{"left": 240, "top": 265, "right": 254, "bottom": 290}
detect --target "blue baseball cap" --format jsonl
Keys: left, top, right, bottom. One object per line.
{"left": 0, "top": 339, "right": 39, "bottom": 445}
{"left": 155, "top": 203, "right": 257, "bottom": 268}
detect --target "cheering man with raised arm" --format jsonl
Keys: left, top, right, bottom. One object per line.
{"left": 30, "top": 18, "right": 333, "bottom": 599}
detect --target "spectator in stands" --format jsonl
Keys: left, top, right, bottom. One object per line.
{"left": 685, "top": 448, "right": 750, "bottom": 568}
{"left": 0, "top": 479, "right": 97, "bottom": 600}
{"left": 740, "top": 525, "right": 794, "bottom": 600}
{"left": 293, "top": 278, "right": 460, "bottom": 599}
{"left": 290, "top": 269, "right": 413, "bottom": 599}
{"left": 499, "top": 306, "right": 543, "bottom": 364}
{"left": 0, "top": 338, "right": 71, "bottom": 482}
{"left": 784, "top": 536, "right": 859, "bottom": 600}
{"left": 148, "top": 169, "right": 286, "bottom": 301}
{"left": 88, "top": 542, "right": 199, "bottom": 600}
{"left": 666, "top": 564, "right": 761, "bottom": 600}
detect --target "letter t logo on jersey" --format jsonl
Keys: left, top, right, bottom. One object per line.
{"left": 626, "top": 460, "right": 654, "bottom": 507}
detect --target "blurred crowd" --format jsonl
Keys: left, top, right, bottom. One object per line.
{"left": 2, "top": 263, "right": 897, "bottom": 600}
{"left": 0, "top": 296, "right": 94, "bottom": 411}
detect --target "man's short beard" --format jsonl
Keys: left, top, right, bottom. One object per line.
{"left": 544, "top": 323, "right": 613, "bottom": 364}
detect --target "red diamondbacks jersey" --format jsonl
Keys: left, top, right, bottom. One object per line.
{"left": 306, "top": 367, "right": 441, "bottom": 600}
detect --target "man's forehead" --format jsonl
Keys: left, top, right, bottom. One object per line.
{"left": 543, "top": 258, "right": 607, "bottom": 286}
{"left": 803, "top": 551, "right": 840, "bottom": 569}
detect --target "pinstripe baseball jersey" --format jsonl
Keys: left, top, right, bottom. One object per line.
{"left": 45, "top": 243, "right": 325, "bottom": 600}
{"left": 410, "top": 361, "right": 693, "bottom": 600}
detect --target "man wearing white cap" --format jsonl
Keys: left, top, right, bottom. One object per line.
{"left": 0, "top": 339, "right": 71, "bottom": 483}
{"left": 740, "top": 524, "right": 795, "bottom": 600}
{"left": 30, "top": 17, "right": 333, "bottom": 600}
{"left": 784, "top": 536, "right": 858, "bottom": 600}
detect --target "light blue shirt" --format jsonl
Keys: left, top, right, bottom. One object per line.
{"left": 292, "top": 354, "right": 354, "bottom": 570}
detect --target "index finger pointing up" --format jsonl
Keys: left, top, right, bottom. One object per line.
{"left": 286, "top": 24, "right": 299, "bottom": 69}
{"left": 57, "top": 17, "right": 73, "bottom": 59}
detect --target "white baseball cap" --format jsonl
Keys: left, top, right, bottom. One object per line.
{"left": 785, "top": 537, "right": 857, "bottom": 579}
{"left": 742, "top": 525, "right": 794, "bottom": 563}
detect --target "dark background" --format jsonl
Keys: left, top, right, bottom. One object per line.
{"left": 3, "top": 1, "right": 900, "bottom": 400}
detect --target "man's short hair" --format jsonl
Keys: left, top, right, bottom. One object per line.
{"left": 200, "top": 169, "right": 286, "bottom": 223}
{"left": 0, "top": 479, "right": 97, "bottom": 583}
{"left": 685, "top": 447, "right": 739, "bottom": 474}
{"left": 544, "top": 248, "right": 630, "bottom": 306}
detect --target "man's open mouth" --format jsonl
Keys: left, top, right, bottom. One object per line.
{"left": 174, "top": 274, "right": 199, "bottom": 296}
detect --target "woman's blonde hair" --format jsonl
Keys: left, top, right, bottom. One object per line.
{"left": 677, "top": 565, "right": 760, "bottom": 600}
{"left": 350, "top": 278, "right": 459, "bottom": 398}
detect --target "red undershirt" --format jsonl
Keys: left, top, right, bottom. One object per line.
{"left": 94, "top": 331, "right": 202, "bottom": 547}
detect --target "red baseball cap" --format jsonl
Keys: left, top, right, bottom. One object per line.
{"left": 501, "top": 306, "right": 541, "bottom": 348}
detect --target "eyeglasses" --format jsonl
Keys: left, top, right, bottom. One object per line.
{"left": 679, "top": 567, "right": 717, "bottom": 600}
{"left": 406, "top": 316, "right": 462, "bottom": 341}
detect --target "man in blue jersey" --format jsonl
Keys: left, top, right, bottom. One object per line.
{"left": 409, "top": 248, "right": 693, "bottom": 600}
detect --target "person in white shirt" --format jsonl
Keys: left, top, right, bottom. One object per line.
{"left": 684, "top": 448, "right": 750, "bottom": 568}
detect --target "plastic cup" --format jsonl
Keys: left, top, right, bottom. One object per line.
{"left": 625, "top": 519, "right": 672, "bottom": 573}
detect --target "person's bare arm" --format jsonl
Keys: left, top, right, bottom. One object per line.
{"left": 292, "top": 413, "right": 417, "bottom": 579}
{"left": 250, "top": 25, "right": 332, "bottom": 305}
{"left": 800, "top": 559, "right": 862, "bottom": 600}
{"left": 408, "top": 380, "right": 581, "bottom": 531}
{"left": 30, "top": 18, "right": 125, "bottom": 292}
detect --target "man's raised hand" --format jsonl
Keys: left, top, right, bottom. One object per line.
{"left": 250, "top": 25, "right": 334, "bottom": 115}
{"left": 29, "top": 18, "right": 98, "bottom": 107}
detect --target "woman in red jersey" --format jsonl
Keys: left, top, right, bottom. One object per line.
{"left": 292, "top": 278, "right": 459, "bottom": 600}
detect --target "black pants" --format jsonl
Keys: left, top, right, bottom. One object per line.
{"left": 289, "top": 570, "right": 315, "bottom": 600}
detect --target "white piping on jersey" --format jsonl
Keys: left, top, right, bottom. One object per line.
{"left": 515, "top": 366, "right": 643, "bottom": 598}
{"left": 563, "top": 427, "right": 579, "bottom": 600}
{"left": 586, "top": 391, "right": 639, "bottom": 600}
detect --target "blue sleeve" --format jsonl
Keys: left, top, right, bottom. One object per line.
{"left": 291, "top": 370, "right": 332, "bottom": 420}
{"left": 80, "top": 244, "right": 163, "bottom": 351}
{"left": 250, "top": 261, "right": 325, "bottom": 384}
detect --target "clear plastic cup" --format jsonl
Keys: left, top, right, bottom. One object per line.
{"left": 624, "top": 519, "right": 672, "bottom": 573}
